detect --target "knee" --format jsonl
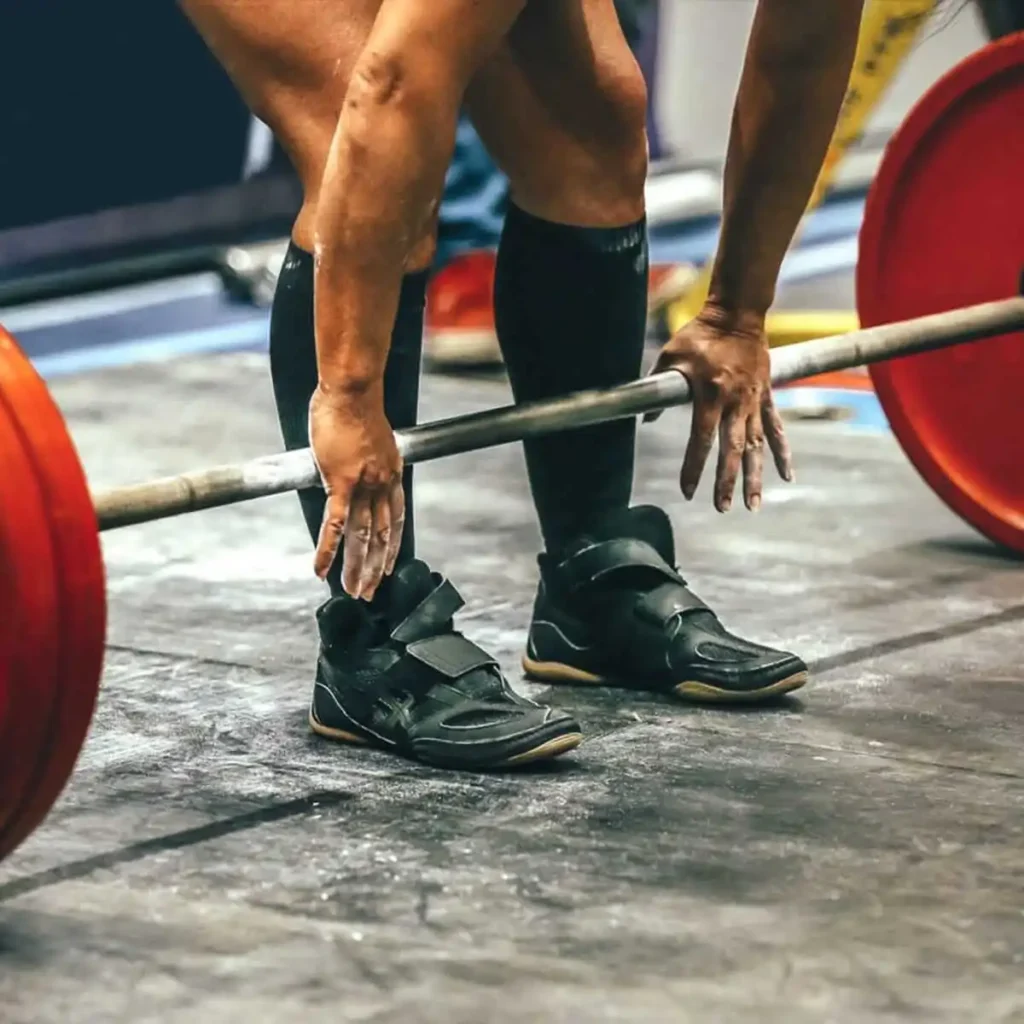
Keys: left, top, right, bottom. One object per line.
{"left": 549, "top": 63, "right": 648, "bottom": 224}
{"left": 503, "top": 61, "right": 649, "bottom": 226}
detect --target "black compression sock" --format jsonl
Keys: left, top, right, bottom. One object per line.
{"left": 494, "top": 203, "right": 648, "bottom": 552}
{"left": 269, "top": 241, "right": 426, "bottom": 597}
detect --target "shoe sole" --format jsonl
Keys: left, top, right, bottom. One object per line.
{"left": 522, "top": 657, "right": 808, "bottom": 704}
{"left": 309, "top": 711, "right": 582, "bottom": 768}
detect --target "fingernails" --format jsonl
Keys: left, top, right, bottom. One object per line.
{"left": 720, "top": 498, "right": 731, "bottom": 512}
{"left": 750, "top": 494, "right": 761, "bottom": 512}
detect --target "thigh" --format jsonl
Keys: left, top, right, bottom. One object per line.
{"left": 178, "top": 0, "right": 382, "bottom": 188}
{"left": 465, "top": 0, "right": 648, "bottom": 225}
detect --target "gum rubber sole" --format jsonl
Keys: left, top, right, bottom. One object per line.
{"left": 309, "top": 710, "right": 582, "bottom": 768}
{"left": 522, "top": 656, "right": 808, "bottom": 704}
{"left": 308, "top": 713, "right": 370, "bottom": 747}
{"left": 501, "top": 732, "right": 583, "bottom": 766}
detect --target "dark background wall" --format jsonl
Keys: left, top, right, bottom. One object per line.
{"left": 0, "top": 1, "right": 299, "bottom": 284}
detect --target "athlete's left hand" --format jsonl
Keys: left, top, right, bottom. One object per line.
{"left": 647, "top": 305, "right": 793, "bottom": 512}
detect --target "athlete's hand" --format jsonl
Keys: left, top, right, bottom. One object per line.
{"left": 647, "top": 306, "right": 793, "bottom": 512}
{"left": 309, "top": 384, "right": 404, "bottom": 600}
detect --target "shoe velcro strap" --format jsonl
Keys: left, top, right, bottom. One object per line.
{"left": 634, "top": 580, "right": 709, "bottom": 627}
{"left": 391, "top": 578, "right": 465, "bottom": 644}
{"left": 557, "top": 537, "right": 682, "bottom": 592}
{"left": 405, "top": 633, "right": 498, "bottom": 680}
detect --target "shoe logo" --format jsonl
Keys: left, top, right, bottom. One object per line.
{"left": 531, "top": 620, "right": 594, "bottom": 652}
{"left": 314, "top": 681, "right": 397, "bottom": 747}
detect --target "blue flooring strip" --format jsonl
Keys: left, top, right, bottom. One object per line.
{"left": 19, "top": 294, "right": 261, "bottom": 360}
{"left": 33, "top": 317, "right": 270, "bottom": 379}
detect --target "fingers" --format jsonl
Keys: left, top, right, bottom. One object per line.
{"left": 384, "top": 479, "right": 406, "bottom": 577}
{"left": 358, "top": 478, "right": 407, "bottom": 600}
{"left": 713, "top": 406, "right": 747, "bottom": 512}
{"left": 743, "top": 412, "right": 765, "bottom": 511}
{"left": 316, "top": 473, "right": 405, "bottom": 601}
{"left": 340, "top": 486, "right": 374, "bottom": 598}
{"left": 680, "top": 394, "right": 721, "bottom": 500}
{"left": 314, "top": 490, "right": 351, "bottom": 583}
{"left": 358, "top": 489, "right": 393, "bottom": 602}
{"left": 762, "top": 390, "right": 794, "bottom": 483}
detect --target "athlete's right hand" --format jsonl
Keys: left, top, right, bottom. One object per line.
{"left": 309, "top": 384, "right": 404, "bottom": 601}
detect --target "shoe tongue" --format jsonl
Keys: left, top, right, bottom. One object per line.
{"left": 585, "top": 505, "right": 676, "bottom": 565}
{"left": 386, "top": 560, "right": 505, "bottom": 700}
{"left": 386, "top": 559, "right": 443, "bottom": 624}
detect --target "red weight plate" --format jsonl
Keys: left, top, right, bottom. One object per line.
{"left": 857, "top": 33, "right": 1024, "bottom": 553}
{"left": 0, "top": 372, "right": 61, "bottom": 859}
{"left": 0, "top": 328, "right": 106, "bottom": 863}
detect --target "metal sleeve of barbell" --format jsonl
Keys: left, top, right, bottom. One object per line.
{"left": 92, "top": 296, "right": 1024, "bottom": 531}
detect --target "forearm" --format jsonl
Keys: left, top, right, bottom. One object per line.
{"left": 313, "top": 71, "right": 459, "bottom": 396}
{"left": 707, "top": 0, "right": 865, "bottom": 322}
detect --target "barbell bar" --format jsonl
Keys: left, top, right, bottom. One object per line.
{"left": 93, "top": 296, "right": 1024, "bottom": 532}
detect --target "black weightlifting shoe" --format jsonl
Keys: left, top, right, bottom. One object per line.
{"left": 310, "top": 559, "right": 582, "bottom": 769}
{"left": 523, "top": 506, "right": 807, "bottom": 704}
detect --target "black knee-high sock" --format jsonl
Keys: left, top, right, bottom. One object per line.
{"left": 269, "top": 241, "right": 427, "bottom": 597}
{"left": 494, "top": 203, "right": 648, "bottom": 553}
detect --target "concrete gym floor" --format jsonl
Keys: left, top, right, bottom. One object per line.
{"left": 1, "top": 266, "right": 1023, "bottom": 1024}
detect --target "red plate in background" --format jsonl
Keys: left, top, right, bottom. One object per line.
{"left": 857, "top": 33, "right": 1024, "bottom": 554}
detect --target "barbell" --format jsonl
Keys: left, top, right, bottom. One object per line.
{"left": 88, "top": 297, "right": 1024, "bottom": 532}
{"left": 1, "top": 33, "right": 1022, "bottom": 868}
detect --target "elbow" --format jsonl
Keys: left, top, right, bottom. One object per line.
{"left": 332, "top": 48, "right": 458, "bottom": 175}
{"left": 346, "top": 50, "right": 409, "bottom": 110}
{"left": 342, "top": 49, "right": 454, "bottom": 129}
